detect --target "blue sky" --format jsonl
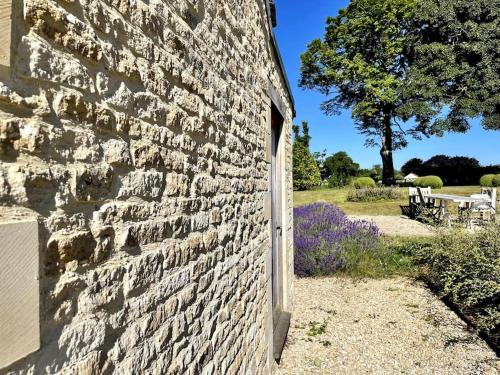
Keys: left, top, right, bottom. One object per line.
{"left": 274, "top": 0, "right": 500, "bottom": 169}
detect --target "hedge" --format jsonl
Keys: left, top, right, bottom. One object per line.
{"left": 353, "top": 177, "right": 376, "bottom": 189}
{"left": 492, "top": 174, "right": 500, "bottom": 187}
{"left": 480, "top": 174, "right": 496, "bottom": 187}
{"left": 414, "top": 175, "right": 443, "bottom": 189}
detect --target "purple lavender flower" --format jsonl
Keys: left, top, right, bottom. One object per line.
{"left": 294, "top": 203, "right": 380, "bottom": 277}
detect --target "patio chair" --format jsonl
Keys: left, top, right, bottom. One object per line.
{"left": 414, "top": 187, "right": 440, "bottom": 223}
{"left": 481, "top": 187, "right": 497, "bottom": 219}
{"left": 407, "top": 187, "right": 435, "bottom": 219}
{"left": 460, "top": 188, "right": 497, "bottom": 224}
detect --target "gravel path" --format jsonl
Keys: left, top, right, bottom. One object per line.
{"left": 349, "top": 215, "right": 434, "bottom": 237}
{"left": 276, "top": 277, "right": 499, "bottom": 375}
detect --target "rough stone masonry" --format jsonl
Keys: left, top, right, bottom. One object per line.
{"left": 0, "top": 0, "right": 294, "bottom": 374}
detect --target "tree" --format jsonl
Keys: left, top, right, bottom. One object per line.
{"left": 401, "top": 158, "right": 423, "bottom": 176}
{"left": 357, "top": 165, "right": 383, "bottom": 182}
{"left": 401, "top": 154, "right": 494, "bottom": 185}
{"left": 312, "top": 149, "right": 329, "bottom": 180}
{"left": 293, "top": 123, "right": 321, "bottom": 190}
{"left": 292, "top": 121, "right": 312, "bottom": 148}
{"left": 324, "top": 151, "right": 360, "bottom": 187}
{"left": 300, "top": 0, "right": 439, "bottom": 186}
{"left": 407, "top": 0, "right": 500, "bottom": 131}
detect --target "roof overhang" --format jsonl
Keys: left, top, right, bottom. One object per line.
{"left": 264, "top": 0, "right": 296, "bottom": 117}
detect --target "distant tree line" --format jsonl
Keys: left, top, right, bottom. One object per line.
{"left": 310, "top": 148, "right": 395, "bottom": 188}
{"left": 401, "top": 155, "right": 500, "bottom": 186}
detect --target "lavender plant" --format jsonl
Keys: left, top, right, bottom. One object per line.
{"left": 294, "top": 202, "right": 380, "bottom": 277}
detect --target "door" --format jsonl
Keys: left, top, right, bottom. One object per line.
{"left": 271, "top": 105, "right": 283, "bottom": 324}
{"left": 270, "top": 104, "right": 290, "bottom": 362}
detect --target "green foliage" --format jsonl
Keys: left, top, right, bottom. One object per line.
{"left": 402, "top": 155, "right": 498, "bottom": 186}
{"left": 293, "top": 122, "right": 321, "bottom": 191}
{"left": 358, "top": 164, "right": 383, "bottom": 182}
{"left": 412, "top": 225, "right": 500, "bottom": 350}
{"left": 401, "top": 158, "right": 424, "bottom": 176}
{"left": 414, "top": 175, "right": 443, "bottom": 189}
{"left": 306, "top": 320, "right": 328, "bottom": 337}
{"left": 347, "top": 187, "right": 403, "bottom": 202}
{"left": 480, "top": 174, "right": 496, "bottom": 187}
{"left": 408, "top": 0, "right": 500, "bottom": 131}
{"left": 300, "top": 0, "right": 438, "bottom": 185}
{"left": 493, "top": 174, "right": 500, "bottom": 187}
{"left": 353, "top": 177, "right": 376, "bottom": 189}
{"left": 312, "top": 149, "right": 329, "bottom": 181}
{"left": 324, "top": 151, "right": 360, "bottom": 187}
{"left": 340, "top": 239, "right": 415, "bottom": 279}
{"left": 292, "top": 121, "right": 312, "bottom": 149}
{"left": 293, "top": 142, "right": 321, "bottom": 191}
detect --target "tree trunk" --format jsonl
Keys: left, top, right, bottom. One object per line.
{"left": 380, "top": 115, "right": 395, "bottom": 186}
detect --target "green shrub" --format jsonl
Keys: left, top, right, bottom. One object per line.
{"left": 327, "top": 175, "right": 353, "bottom": 188}
{"left": 413, "top": 225, "right": 500, "bottom": 351}
{"left": 414, "top": 175, "right": 443, "bottom": 189}
{"left": 346, "top": 186, "right": 403, "bottom": 202}
{"left": 352, "top": 177, "right": 376, "bottom": 189}
{"left": 341, "top": 238, "right": 415, "bottom": 279}
{"left": 293, "top": 142, "right": 321, "bottom": 191}
{"left": 492, "top": 174, "right": 500, "bottom": 187}
{"left": 479, "top": 174, "right": 496, "bottom": 187}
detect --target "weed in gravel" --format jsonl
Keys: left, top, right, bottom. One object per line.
{"left": 307, "top": 320, "right": 328, "bottom": 336}
{"left": 320, "top": 340, "right": 332, "bottom": 347}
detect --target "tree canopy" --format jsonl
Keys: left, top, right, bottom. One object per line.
{"left": 300, "top": 0, "right": 439, "bottom": 185}
{"left": 407, "top": 0, "right": 500, "bottom": 131}
{"left": 300, "top": 0, "right": 499, "bottom": 185}
{"left": 324, "top": 151, "right": 360, "bottom": 187}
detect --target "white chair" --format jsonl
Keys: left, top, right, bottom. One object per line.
{"left": 480, "top": 187, "right": 497, "bottom": 215}
{"left": 408, "top": 187, "right": 436, "bottom": 219}
{"left": 409, "top": 187, "right": 432, "bottom": 204}
{"left": 460, "top": 188, "right": 497, "bottom": 224}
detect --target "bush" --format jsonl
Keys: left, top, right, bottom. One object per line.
{"left": 480, "top": 174, "right": 496, "bottom": 187}
{"left": 327, "top": 175, "right": 353, "bottom": 188}
{"left": 413, "top": 175, "right": 443, "bottom": 189}
{"left": 294, "top": 203, "right": 380, "bottom": 277}
{"left": 293, "top": 142, "right": 321, "bottom": 191}
{"left": 413, "top": 225, "right": 500, "bottom": 351}
{"left": 352, "top": 177, "right": 376, "bottom": 189}
{"left": 492, "top": 174, "right": 500, "bottom": 187}
{"left": 346, "top": 186, "right": 403, "bottom": 202}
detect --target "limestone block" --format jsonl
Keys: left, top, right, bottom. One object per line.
{"left": 117, "top": 171, "right": 165, "bottom": 200}
{"left": 47, "top": 229, "right": 96, "bottom": 265}
{"left": 0, "top": 220, "right": 39, "bottom": 369}
{"left": 131, "top": 143, "right": 163, "bottom": 169}
{"left": 164, "top": 173, "right": 190, "bottom": 197}
{"left": 103, "top": 139, "right": 131, "bottom": 166}
{"left": 73, "top": 166, "right": 113, "bottom": 202}
{"left": 0, "top": 0, "right": 12, "bottom": 67}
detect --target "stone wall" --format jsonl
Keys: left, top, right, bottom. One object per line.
{"left": 0, "top": 0, "right": 293, "bottom": 374}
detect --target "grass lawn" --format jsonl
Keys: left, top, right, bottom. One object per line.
{"left": 293, "top": 186, "right": 481, "bottom": 216}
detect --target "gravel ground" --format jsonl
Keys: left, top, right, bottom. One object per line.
{"left": 276, "top": 277, "right": 499, "bottom": 375}
{"left": 349, "top": 215, "right": 434, "bottom": 237}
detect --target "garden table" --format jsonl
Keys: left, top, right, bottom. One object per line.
{"left": 427, "top": 194, "right": 490, "bottom": 226}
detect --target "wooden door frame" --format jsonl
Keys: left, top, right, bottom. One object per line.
{"left": 269, "top": 102, "right": 290, "bottom": 364}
